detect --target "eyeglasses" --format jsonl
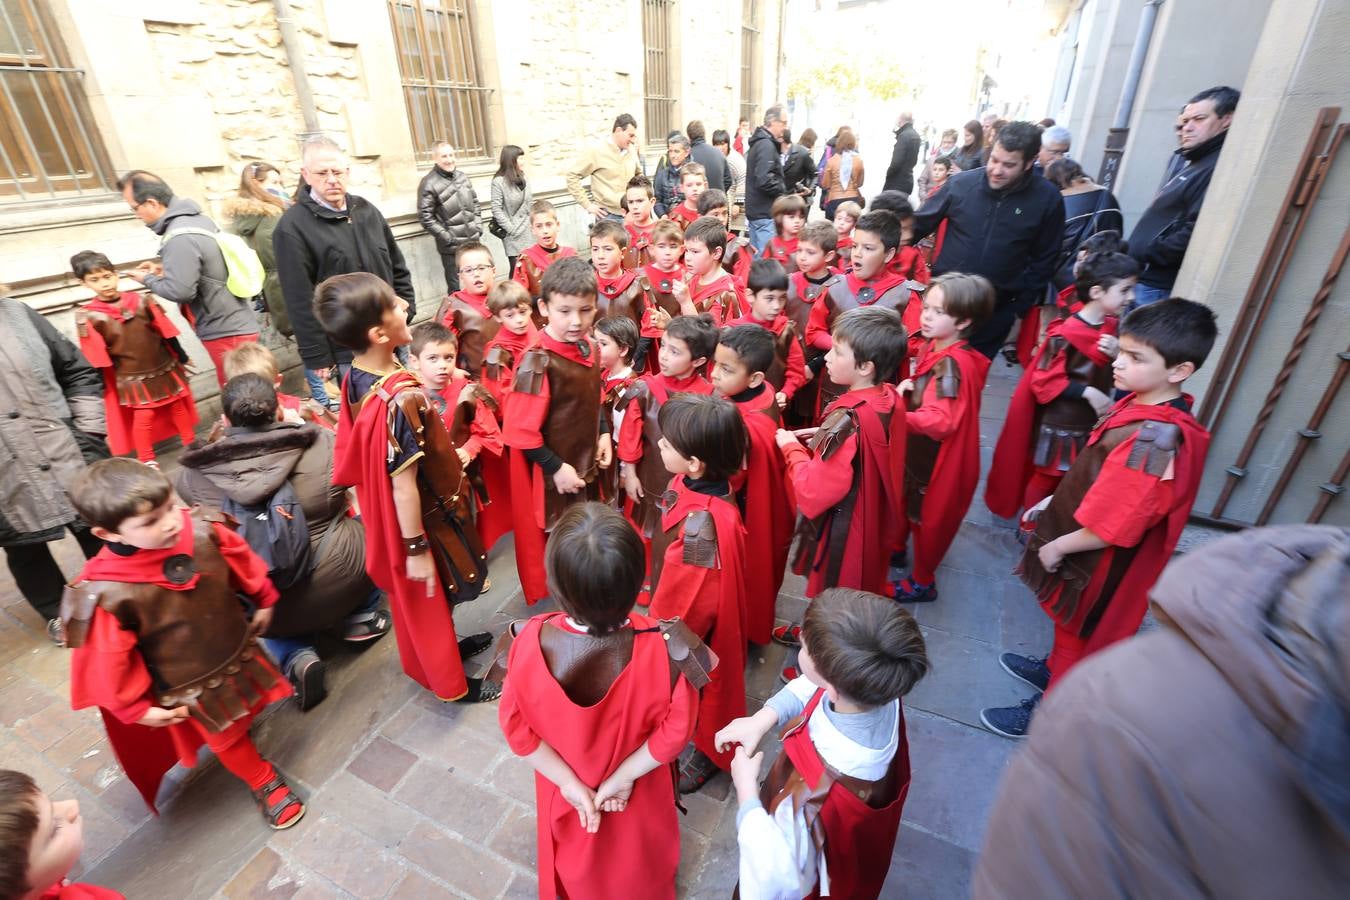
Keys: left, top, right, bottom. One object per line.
{"left": 308, "top": 169, "right": 348, "bottom": 182}
{"left": 458, "top": 264, "right": 494, "bottom": 276}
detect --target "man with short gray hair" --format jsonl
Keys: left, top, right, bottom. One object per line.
{"left": 744, "top": 104, "right": 789, "bottom": 252}
{"left": 1037, "top": 125, "right": 1072, "bottom": 170}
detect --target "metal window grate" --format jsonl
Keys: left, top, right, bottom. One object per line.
{"left": 641, "top": 0, "right": 675, "bottom": 145}
{"left": 387, "top": 0, "right": 493, "bottom": 161}
{"left": 0, "top": 0, "right": 115, "bottom": 205}
{"left": 740, "top": 0, "right": 761, "bottom": 128}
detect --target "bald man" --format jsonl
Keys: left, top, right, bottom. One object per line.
{"left": 884, "top": 111, "right": 922, "bottom": 195}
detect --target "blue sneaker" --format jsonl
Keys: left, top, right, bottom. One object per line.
{"left": 980, "top": 695, "right": 1040, "bottom": 739}
{"left": 891, "top": 577, "right": 938, "bottom": 603}
{"left": 999, "top": 652, "right": 1050, "bottom": 693}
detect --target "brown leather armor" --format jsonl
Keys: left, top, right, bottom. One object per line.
{"left": 623, "top": 238, "right": 651, "bottom": 271}
{"left": 640, "top": 275, "right": 683, "bottom": 322}
{"left": 598, "top": 279, "right": 647, "bottom": 333}
{"left": 1032, "top": 336, "right": 1113, "bottom": 472}
{"left": 76, "top": 304, "right": 187, "bottom": 406}
{"left": 483, "top": 345, "right": 514, "bottom": 384}
{"left": 1020, "top": 418, "right": 1184, "bottom": 636}
{"left": 59, "top": 514, "right": 284, "bottom": 733}
{"left": 785, "top": 275, "right": 834, "bottom": 338}
{"left": 514, "top": 348, "right": 603, "bottom": 529}
{"left": 904, "top": 355, "right": 959, "bottom": 521}
{"left": 616, "top": 380, "right": 676, "bottom": 538}
{"left": 649, "top": 492, "right": 725, "bottom": 592}
{"left": 764, "top": 322, "right": 798, "bottom": 392}
{"left": 433, "top": 296, "right": 500, "bottom": 376}
{"left": 447, "top": 383, "right": 496, "bottom": 506}
{"left": 695, "top": 287, "right": 741, "bottom": 322}
{"left": 791, "top": 408, "right": 862, "bottom": 586}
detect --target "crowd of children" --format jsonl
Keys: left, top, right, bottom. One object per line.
{"left": 6, "top": 121, "right": 1228, "bottom": 897}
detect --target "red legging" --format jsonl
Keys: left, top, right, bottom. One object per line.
{"left": 1046, "top": 623, "right": 1087, "bottom": 690}
{"left": 205, "top": 729, "right": 301, "bottom": 826}
{"left": 132, "top": 401, "right": 197, "bottom": 462}
{"left": 1021, "top": 471, "right": 1063, "bottom": 523}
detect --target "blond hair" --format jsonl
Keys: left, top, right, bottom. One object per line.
{"left": 223, "top": 341, "right": 280, "bottom": 382}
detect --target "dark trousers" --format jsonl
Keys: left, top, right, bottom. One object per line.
{"left": 4, "top": 526, "right": 103, "bottom": 619}
{"left": 967, "top": 302, "right": 1019, "bottom": 359}
{"left": 507, "top": 255, "right": 519, "bottom": 279}
{"left": 439, "top": 250, "right": 461, "bottom": 295}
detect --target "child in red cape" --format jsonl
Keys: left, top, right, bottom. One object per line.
{"left": 632, "top": 219, "right": 686, "bottom": 373}
{"left": 494, "top": 502, "right": 713, "bottom": 900}
{"left": 648, "top": 394, "right": 749, "bottom": 794}
{"left": 699, "top": 190, "right": 754, "bottom": 288}
{"left": 434, "top": 241, "right": 499, "bottom": 375}
{"left": 622, "top": 175, "right": 659, "bottom": 270}
{"left": 595, "top": 316, "right": 640, "bottom": 508}
{"left": 985, "top": 252, "right": 1136, "bottom": 521}
{"left": 830, "top": 201, "right": 860, "bottom": 274}
{"left": 717, "top": 589, "right": 930, "bottom": 900}
{"left": 726, "top": 260, "right": 807, "bottom": 412}
{"left": 513, "top": 200, "right": 577, "bottom": 306}
{"left": 589, "top": 219, "right": 647, "bottom": 333}
{"left": 760, "top": 194, "right": 806, "bottom": 273}
{"left": 319, "top": 273, "right": 495, "bottom": 703}
{"left": 785, "top": 222, "right": 841, "bottom": 426}
{"left": 981, "top": 299, "right": 1216, "bottom": 739}
{"left": 0, "top": 769, "right": 126, "bottom": 899}
{"left": 71, "top": 251, "right": 197, "bottom": 464}
{"left": 868, "top": 191, "right": 931, "bottom": 288}
{"left": 667, "top": 161, "right": 708, "bottom": 232}
{"left": 60, "top": 459, "right": 302, "bottom": 826}
{"left": 892, "top": 273, "right": 994, "bottom": 603}
{"left": 710, "top": 325, "right": 794, "bottom": 647}
{"left": 1014, "top": 229, "right": 1128, "bottom": 368}
{"left": 677, "top": 217, "right": 743, "bottom": 326}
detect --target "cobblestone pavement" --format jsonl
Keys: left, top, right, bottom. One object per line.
{"left": 0, "top": 362, "right": 1049, "bottom": 899}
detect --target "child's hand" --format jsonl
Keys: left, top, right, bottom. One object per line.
{"left": 715, "top": 714, "right": 772, "bottom": 755}
{"left": 248, "top": 606, "right": 274, "bottom": 638}
{"left": 1038, "top": 538, "right": 1066, "bottom": 574}
{"left": 1097, "top": 334, "right": 1119, "bottom": 358}
{"left": 596, "top": 434, "right": 613, "bottom": 469}
{"left": 455, "top": 447, "right": 472, "bottom": 467}
{"left": 594, "top": 776, "right": 634, "bottom": 813}
{"left": 560, "top": 779, "right": 601, "bottom": 834}
{"left": 648, "top": 307, "right": 672, "bottom": 331}
{"left": 553, "top": 463, "right": 587, "bottom": 494}
{"left": 898, "top": 378, "right": 915, "bottom": 395}
{"left": 139, "top": 706, "right": 190, "bottom": 728}
{"left": 774, "top": 428, "right": 801, "bottom": 451}
{"left": 730, "top": 746, "right": 764, "bottom": 805}
{"left": 775, "top": 391, "right": 788, "bottom": 410}
{"left": 1082, "top": 386, "right": 1114, "bottom": 417}
{"left": 406, "top": 553, "right": 437, "bottom": 597}
{"left": 1021, "top": 495, "right": 1052, "bottom": 526}
{"left": 458, "top": 383, "right": 479, "bottom": 405}
{"left": 622, "top": 464, "right": 644, "bottom": 499}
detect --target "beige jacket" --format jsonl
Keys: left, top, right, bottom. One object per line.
{"left": 565, "top": 136, "right": 641, "bottom": 213}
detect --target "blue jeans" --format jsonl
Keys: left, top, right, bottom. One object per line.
{"left": 748, "top": 218, "right": 776, "bottom": 253}
{"left": 304, "top": 368, "right": 332, "bottom": 407}
{"left": 1130, "top": 283, "right": 1171, "bottom": 313}
{"left": 263, "top": 587, "right": 383, "bottom": 672}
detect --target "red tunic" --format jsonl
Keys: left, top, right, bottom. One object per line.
{"left": 722, "top": 241, "right": 755, "bottom": 289}
{"left": 886, "top": 245, "right": 930, "bottom": 283}
{"left": 805, "top": 270, "right": 909, "bottom": 352}
{"left": 667, "top": 202, "right": 700, "bottom": 232}
{"left": 499, "top": 613, "right": 698, "bottom": 900}
{"left": 785, "top": 272, "right": 837, "bottom": 426}
{"left": 478, "top": 329, "right": 536, "bottom": 550}
{"left": 513, "top": 243, "right": 578, "bottom": 298}
{"left": 1016, "top": 284, "right": 1078, "bottom": 369}
{"left": 617, "top": 372, "right": 713, "bottom": 475}
{"left": 686, "top": 272, "right": 743, "bottom": 325}
{"left": 648, "top": 477, "right": 747, "bottom": 771}
{"left": 333, "top": 369, "right": 470, "bottom": 699}
{"left": 762, "top": 236, "right": 800, "bottom": 273}
{"left": 37, "top": 883, "right": 125, "bottom": 899}
{"left": 595, "top": 268, "right": 645, "bottom": 332}
{"left": 726, "top": 314, "right": 807, "bottom": 400}
{"left": 431, "top": 375, "right": 507, "bottom": 549}
{"left": 624, "top": 219, "right": 658, "bottom": 269}
{"left": 831, "top": 235, "right": 855, "bottom": 274}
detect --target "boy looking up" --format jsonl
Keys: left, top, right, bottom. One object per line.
{"left": 589, "top": 219, "right": 646, "bottom": 332}
{"left": 892, "top": 274, "right": 994, "bottom": 604}
{"left": 699, "top": 189, "right": 754, "bottom": 287}
{"left": 726, "top": 259, "right": 807, "bottom": 410}
{"left": 622, "top": 175, "right": 659, "bottom": 269}
{"left": 761, "top": 194, "right": 807, "bottom": 272}
{"left": 513, "top": 200, "right": 577, "bottom": 303}
{"left": 982, "top": 299, "right": 1216, "bottom": 739}
{"left": 786, "top": 222, "right": 840, "bottom": 425}
{"left": 668, "top": 161, "right": 709, "bottom": 232}
{"left": 435, "top": 241, "right": 498, "bottom": 376}
{"left": 675, "top": 216, "right": 743, "bottom": 326}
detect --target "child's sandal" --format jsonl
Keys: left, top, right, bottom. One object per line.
{"left": 252, "top": 772, "right": 306, "bottom": 830}
{"left": 677, "top": 750, "right": 721, "bottom": 795}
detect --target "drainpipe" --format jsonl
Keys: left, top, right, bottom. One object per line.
{"left": 1097, "top": 0, "right": 1164, "bottom": 190}
{"left": 272, "top": 0, "right": 322, "bottom": 137}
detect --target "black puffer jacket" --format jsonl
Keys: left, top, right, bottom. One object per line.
{"left": 1127, "top": 130, "right": 1228, "bottom": 290}
{"left": 745, "top": 126, "right": 787, "bottom": 220}
{"left": 418, "top": 166, "right": 483, "bottom": 253}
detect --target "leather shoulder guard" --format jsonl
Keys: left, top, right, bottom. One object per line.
{"left": 657, "top": 618, "right": 718, "bottom": 689}
{"left": 615, "top": 378, "right": 650, "bottom": 413}
{"left": 1036, "top": 335, "right": 1066, "bottom": 371}
{"left": 809, "top": 407, "right": 858, "bottom": 461}
{"left": 196, "top": 505, "right": 239, "bottom": 529}
{"left": 934, "top": 354, "right": 961, "bottom": 400}
{"left": 512, "top": 349, "right": 549, "bottom": 396}
{"left": 1125, "top": 420, "right": 1182, "bottom": 477}
{"left": 484, "top": 345, "right": 513, "bottom": 382}
{"left": 681, "top": 508, "right": 720, "bottom": 569}
{"left": 483, "top": 619, "right": 527, "bottom": 684}
{"left": 59, "top": 581, "right": 103, "bottom": 648}
{"left": 391, "top": 385, "right": 433, "bottom": 447}
{"left": 470, "top": 382, "right": 499, "bottom": 415}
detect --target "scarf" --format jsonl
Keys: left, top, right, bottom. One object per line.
{"left": 839, "top": 150, "right": 858, "bottom": 187}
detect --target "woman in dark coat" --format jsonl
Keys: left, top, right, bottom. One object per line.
{"left": 1046, "top": 158, "right": 1124, "bottom": 289}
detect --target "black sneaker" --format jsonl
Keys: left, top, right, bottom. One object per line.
{"left": 999, "top": 652, "right": 1050, "bottom": 693}
{"left": 980, "top": 695, "right": 1040, "bottom": 739}
{"left": 287, "top": 650, "right": 327, "bottom": 712}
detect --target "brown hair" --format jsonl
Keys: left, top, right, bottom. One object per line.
{"left": 222, "top": 341, "right": 279, "bottom": 382}
{"left": 545, "top": 502, "right": 646, "bottom": 632}
{"left": 802, "top": 588, "right": 929, "bottom": 706}
{"left": 832, "top": 306, "right": 907, "bottom": 384}
{"left": 697, "top": 189, "right": 728, "bottom": 216}
{"left": 0, "top": 770, "right": 40, "bottom": 898}
{"left": 664, "top": 313, "right": 719, "bottom": 363}
{"left": 221, "top": 373, "right": 279, "bottom": 427}
{"left": 539, "top": 255, "right": 597, "bottom": 304}
{"left": 929, "top": 272, "right": 995, "bottom": 336}
{"left": 486, "top": 279, "right": 533, "bottom": 315}
{"left": 529, "top": 199, "right": 558, "bottom": 223}
{"left": 589, "top": 218, "right": 629, "bottom": 250}
{"left": 410, "top": 320, "right": 457, "bottom": 358}
{"left": 595, "top": 315, "right": 638, "bottom": 358}
{"left": 657, "top": 393, "right": 748, "bottom": 482}
{"left": 314, "top": 271, "right": 400, "bottom": 352}
{"left": 236, "top": 161, "right": 286, "bottom": 215}
{"left": 454, "top": 241, "right": 494, "bottom": 269}
{"left": 683, "top": 216, "right": 727, "bottom": 260}
{"left": 771, "top": 193, "right": 808, "bottom": 225}
{"left": 651, "top": 219, "right": 684, "bottom": 245}
{"left": 835, "top": 127, "right": 858, "bottom": 152}
{"left": 70, "top": 458, "right": 174, "bottom": 531}
{"left": 963, "top": 119, "right": 984, "bottom": 151}
{"left": 678, "top": 161, "right": 706, "bottom": 183}
{"left": 625, "top": 174, "right": 655, "bottom": 200}
{"left": 799, "top": 220, "right": 838, "bottom": 254}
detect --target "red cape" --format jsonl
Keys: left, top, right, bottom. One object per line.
{"left": 729, "top": 387, "right": 793, "bottom": 644}
{"left": 687, "top": 272, "right": 742, "bottom": 324}
{"left": 1016, "top": 284, "right": 1078, "bottom": 367}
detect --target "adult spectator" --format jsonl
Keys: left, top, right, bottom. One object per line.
{"left": 0, "top": 291, "right": 107, "bottom": 643}
{"left": 1046, "top": 157, "right": 1123, "bottom": 288}
{"left": 175, "top": 374, "right": 388, "bottom": 710}
{"left": 981, "top": 112, "right": 1000, "bottom": 148}
{"left": 884, "top": 111, "right": 922, "bottom": 195}
{"left": 1037, "top": 125, "right": 1072, "bottom": 171}
{"left": 565, "top": 113, "right": 641, "bottom": 221}
{"left": 911, "top": 121, "right": 1066, "bottom": 358}
{"left": 949, "top": 120, "right": 985, "bottom": 173}
{"left": 1128, "top": 85, "right": 1240, "bottom": 307}
{"left": 490, "top": 144, "right": 534, "bottom": 278}
{"left": 780, "top": 129, "right": 816, "bottom": 198}
{"left": 120, "top": 170, "right": 260, "bottom": 385}
{"left": 418, "top": 141, "right": 484, "bottom": 295}
{"left": 916, "top": 128, "right": 960, "bottom": 199}
{"left": 744, "top": 104, "right": 790, "bottom": 252}
{"left": 653, "top": 132, "right": 690, "bottom": 217}
{"left": 687, "top": 120, "right": 731, "bottom": 194}
{"left": 974, "top": 525, "right": 1350, "bottom": 899}
{"left": 714, "top": 128, "right": 746, "bottom": 223}
{"left": 821, "top": 126, "right": 865, "bottom": 219}
{"left": 273, "top": 136, "right": 416, "bottom": 378}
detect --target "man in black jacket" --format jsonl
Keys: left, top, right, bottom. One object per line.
{"left": 417, "top": 141, "right": 483, "bottom": 295}
{"left": 884, "top": 111, "right": 922, "bottom": 195}
{"left": 273, "top": 137, "right": 416, "bottom": 377}
{"left": 687, "top": 120, "right": 731, "bottom": 195}
{"left": 745, "top": 104, "right": 789, "bottom": 252}
{"left": 1128, "top": 85, "right": 1239, "bottom": 308}
{"left": 911, "top": 121, "right": 1066, "bottom": 358}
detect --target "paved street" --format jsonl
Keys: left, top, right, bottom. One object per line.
{"left": 0, "top": 361, "right": 1049, "bottom": 899}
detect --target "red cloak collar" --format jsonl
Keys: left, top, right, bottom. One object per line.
{"left": 534, "top": 330, "right": 597, "bottom": 367}
{"left": 597, "top": 269, "right": 639, "bottom": 298}
{"left": 644, "top": 263, "right": 685, "bottom": 290}
{"left": 80, "top": 509, "right": 201, "bottom": 591}
{"left": 846, "top": 269, "right": 907, "bottom": 303}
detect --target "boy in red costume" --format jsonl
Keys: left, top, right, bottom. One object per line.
{"left": 699, "top": 190, "right": 754, "bottom": 288}
{"left": 710, "top": 324, "right": 794, "bottom": 646}
{"left": 648, "top": 394, "right": 749, "bottom": 794}
{"left": 618, "top": 314, "right": 717, "bottom": 546}
{"left": 595, "top": 316, "right": 640, "bottom": 507}
{"left": 774, "top": 307, "right": 908, "bottom": 679}
{"left": 760, "top": 194, "right": 806, "bottom": 272}
{"left": 503, "top": 257, "right": 613, "bottom": 604}
{"left": 667, "top": 161, "right": 708, "bottom": 232}
{"left": 1015, "top": 229, "right": 1128, "bottom": 368}
{"left": 318, "top": 273, "right": 495, "bottom": 702}
{"left": 513, "top": 200, "right": 577, "bottom": 303}
{"left": 727, "top": 259, "right": 807, "bottom": 411}
{"left": 475, "top": 281, "right": 537, "bottom": 550}
{"left": 622, "top": 175, "right": 659, "bottom": 269}
{"left": 588, "top": 219, "right": 646, "bottom": 332}
{"left": 633, "top": 219, "right": 686, "bottom": 372}
{"left": 435, "top": 241, "right": 499, "bottom": 375}
{"left": 869, "top": 191, "right": 931, "bottom": 287}
{"left": 786, "top": 222, "right": 840, "bottom": 426}
{"left": 981, "top": 299, "right": 1216, "bottom": 739}
{"left": 717, "top": 588, "right": 930, "bottom": 900}
{"left": 891, "top": 273, "right": 994, "bottom": 603}
{"left": 60, "top": 459, "right": 302, "bottom": 826}
{"left": 985, "top": 252, "right": 1136, "bottom": 521}
{"left": 831, "top": 201, "right": 861, "bottom": 274}
{"left": 1, "top": 769, "right": 126, "bottom": 899}
{"left": 71, "top": 251, "right": 197, "bottom": 464}
{"left": 675, "top": 217, "right": 743, "bottom": 326}
{"left": 494, "top": 502, "right": 713, "bottom": 900}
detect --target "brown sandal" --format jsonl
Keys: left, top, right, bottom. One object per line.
{"left": 677, "top": 749, "right": 721, "bottom": 794}
{"left": 252, "top": 772, "right": 306, "bottom": 830}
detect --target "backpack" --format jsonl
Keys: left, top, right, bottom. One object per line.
{"left": 221, "top": 481, "right": 314, "bottom": 590}
{"left": 165, "top": 227, "right": 266, "bottom": 299}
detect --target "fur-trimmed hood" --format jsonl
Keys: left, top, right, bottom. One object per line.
{"left": 178, "top": 422, "right": 319, "bottom": 506}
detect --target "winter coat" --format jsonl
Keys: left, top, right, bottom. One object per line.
{"left": 141, "top": 197, "right": 259, "bottom": 341}
{"left": 689, "top": 137, "right": 732, "bottom": 194}
{"left": 949, "top": 145, "right": 984, "bottom": 174}
{"left": 781, "top": 143, "right": 816, "bottom": 196}
{"left": 418, "top": 166, "right": 483, "bottom": 255}
{"left": 884, "top": 122, "right": 922, "bottom": 195}
{"left": 745, "top": 126, "right": 787, "bottom": 220}
{"left": 173, "top": 421, "right": 374, "bottom": 637}
{"left": 653, "top": 160, "right": 684, "bottom": 218}
{"left": 272, "top": 187, "right": 416, "bottom": 370}
{"left": 975, "top": 524, "right": 1350, "bottom": 900}
{"left": 1127, "top": 129, "right": 1228, "bottom": 290}
{"left": 726, "top": 149, "right": 747, "bottom": 203}
{"left": 490, "top": 174, "right": 533, "bottom": 256}
{"left": 822, "top": 152, "right": 865, "bottom": 203}
{"left": 0, "top": 298, "right": 108, "bottom": 545}
{"left": 1054, "top": 186, "right": 1124, "bottom": 288}
{"left": 224, "top": 196, "right": 290, "bottom": 336}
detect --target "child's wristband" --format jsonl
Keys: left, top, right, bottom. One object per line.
{"left": 403, "top": 534, "right": 430, "bottom": 556}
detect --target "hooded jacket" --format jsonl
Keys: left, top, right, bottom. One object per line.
{"left": 417, "top": 166, "right": 483, "bottom": 252}
{"left": 1127, "top": 129, "right": 1229, "bottom": 290}
{"left": 974, "top": 524, "right": 1350, "bottom": 899}
{"left": 745, "top": 126, "right": 787, "bottom": 220}
{"left": 223, "top": 195, "right": 290, "bottom": 336}
{"left": 173, "top": 421, "right": 374, "bottom": 637}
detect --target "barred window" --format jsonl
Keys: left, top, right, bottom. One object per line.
{"left": 641, "top": 0, "right": 675, "bottom": 145}
{"left": 740, "top": 0, "right": 762, "bottom": 127}
{"left": 388, "top": 0, "right": 493, "bottom": 161}
{"left": 0, "top": 0, "right": 115, "bottom": 205}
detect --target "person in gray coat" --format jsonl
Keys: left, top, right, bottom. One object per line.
{"left": 490, "top": 144, "right": 533, "bottom": 278}
{"left": 418, "top": 142, "right": 484, "bottom": 295}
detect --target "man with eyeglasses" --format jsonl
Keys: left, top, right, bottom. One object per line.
{"left": 1036, "top": 125, "right": 1072, "bottom": 174}
{"left": 273, "top": 136, "right": 417, "bottom": 381}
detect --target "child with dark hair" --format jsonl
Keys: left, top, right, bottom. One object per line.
{"left": 677, "top": 217, "right": 743, "bottom": 325}
{"left": 982, "top": 298, "right": 1216, "bottom": 739}
{"left": 0, "top": 769, "right": 124, "bottom": 899}
{"left": 761, "top": 194, "right": 807, "bottom": 272}
{"left": 317, "top": 272, "right": 495, "bottom": 702}
{"left": 633, "top": 219, "right": 687, "bottom": 371}
{"left": 785, "top": 222, "right": 840, "bottom": 425}
{"left": 868, "top": 190, "right": 930, "bottom": 284}
{"left": 1014, "top": 228, "right": 1130, "bottom": 367}
{"left": 71, "top": 250, "right": 198, "bottom": 465}
{"left": 716, "top": 588, "right": 929, "bottom": 899}
{"left": 726, "top": 259, "right": 807, "bottom": 410}
{"left": 668, "top": 161, "right": 709, "bottom": 232}
{"left": 622, "top": 175, "right": 659, "bottom": 269}
{"left": 494, "top": 502, "right": 713, "bottom": 900}
{"left": 648, "top": 393, "right": 750, "bottom": 793}
{"left": 986, "top": 252, "right": 1137, "bottom": 520}
{"left": 503, "top": 256, "right": 614, "bottom": 604}
{"left": 589, "top": 219, "right": 647, "bottom": 333}
{"left": 475, "top": 280, "right": 537, "bottom": 550}
{"left": 513, "top": 200, "right": 578, "bottom": 304}
{"left": 595, "top": 315, "right": 640, "bottom": 505}
{"left": 61, "top": 458, "right": 302, "bottom": 827}
{"left": 891, "top": 273, "right": 994, "bottom": 603}
{"left": 699, "top": 189, "right": 755, "bottom": 288}
{"left": 434, "top": 241, "right": 499, "bottom": 375}
{"left": 223, "top": 341, "right": 336, "bottom": 432}
{"left": 711, "top": 324, "right": 794, "bottom": 646}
